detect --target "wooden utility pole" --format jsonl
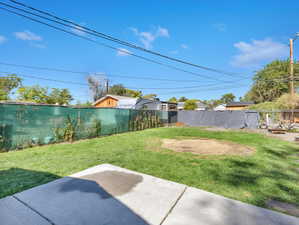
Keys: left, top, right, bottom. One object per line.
{"left": 106, "top": 79, "right": 109, "bottom": 94}
{"left": 290, "top": 38, "right": 295, "bottom": 96}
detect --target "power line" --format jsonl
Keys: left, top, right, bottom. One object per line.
{"left": 0, "top": 64, "right": 291, "bottom": 91}
{"left": 0, "top": 61, "right": 230, "bottom": 83}
{"left": 0, "top": 3, "right": 243, "bottom": 83}
{"left": 0, "top": 71, "right": 248, "bottom": 90}
{"left": 8, "top": 0, "right": 248, "bottom": 78}
{"left": 157, "top": 84, "right": 250, "bottom": 95}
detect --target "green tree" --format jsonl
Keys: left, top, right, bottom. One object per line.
{"left": 17, "top": 85, "right": 48, "bottom": 103}
{"left": 108, "top": 84, "right": 142, "bottom": 98}
{"left": 183, "top": 99, "right": 197, "bottom": 110}
{"left": 108, "top": 84, "right": 127, "bottom": 96}
{"left": 125, "top": 89, "right": 142, "bottom": 98}
{"left": 48, "top": 88, "right": 73, "bottom": 105}
{"left": 0, "top": 74, "right": 22, "bottom": 100}
{"left": 168, "top": 97, "right": 177, "bottom": 103}
{"left": 178, "top": 96, "right": 188, "bottom": 102}
{"left": 75, "top": 100, "right": 93, "bottom": 107}
{"left": 220, "top": 93, "right": 235, "bottom": 104}
{"left": 244, "top": 60, "right": 299, "bottom": 103}
{"left": 17, "top": 86, "right": 73, "bottom": 105}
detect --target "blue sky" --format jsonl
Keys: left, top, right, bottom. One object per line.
{"left": 0, "top": 0, "right": 298, "bottom": 102}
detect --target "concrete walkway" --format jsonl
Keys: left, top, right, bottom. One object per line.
{"left": 1, "top": 164, "right": 298, "bottom": 225}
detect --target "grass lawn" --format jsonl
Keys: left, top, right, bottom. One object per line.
{"left": 0, "top": 127, "right": 298, "bottom": 212}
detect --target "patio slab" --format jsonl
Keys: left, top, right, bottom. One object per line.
{"left": 13, "top": 164, "right": 186, "bottom": 225}
{"left": 162, "top": 187, "right": 299, "bottom": 225}
{"left": 0, "top": 196, "right": 51, "bottom": 225}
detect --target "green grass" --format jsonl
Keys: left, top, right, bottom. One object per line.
{"left": 0, "top": 127, "right": 298, "bottom": 212}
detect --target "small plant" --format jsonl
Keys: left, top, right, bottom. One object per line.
{"left": 94, "top": 119, "right": 101, "bottom": 137}
{"left": 63, "top": 116, "right": 77, "bottom": 142}
{"left": 53, "top": 115, "right": 78, "bottom": 142}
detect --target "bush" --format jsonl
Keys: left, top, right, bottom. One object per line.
{"left": 184, "top": 99, "right": 197, "bottom": 110}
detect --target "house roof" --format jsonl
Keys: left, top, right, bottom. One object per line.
{"left": 196, "top": 101, "right": 207, "bottom": 108}
{"left": 160, "top": 101, "right": 178, "bottom": 105}
{"left": 177, "top": 102, "right": 184, "bottom": 107}
{"left": 214, "top": 104, "right": 226, "bottom": 110}
{"left": 93, "top": 95, "right": 138, "bottom": 106}
{"left": 226, "top": 101, "right": 254, "bottom": 107}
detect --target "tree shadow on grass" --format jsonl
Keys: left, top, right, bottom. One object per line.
{"left": 1, "top": 168, "right": 150, "bottom": 225}
{"left": 201, "top": 143, "right": 299, "bottom": 213}
{"left": 0, "top": 168, "right": 60, "bottom": 199}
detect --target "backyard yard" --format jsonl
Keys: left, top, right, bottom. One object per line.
{"left": 0, "top": 127, "right": 298, "bottom": 215}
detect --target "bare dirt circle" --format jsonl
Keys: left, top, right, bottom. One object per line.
{"left": 161, "top": 138, "right": 254, "bottom": 156}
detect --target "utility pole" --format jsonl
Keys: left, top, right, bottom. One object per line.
{"left": 289, "top": 33, "right": 298, "bottom": 123}
{"left": 290, "top": 38, "right": 294, "bottom": 96}
{"left": 106, "top": 79, "right": 109, "bottom": 94}
{"left": 290, "top": 32, "right": 299, "bottom": 96}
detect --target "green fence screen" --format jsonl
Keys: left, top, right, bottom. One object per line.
{"left": 0, "top": 103, "right": 168, "bottom": 151}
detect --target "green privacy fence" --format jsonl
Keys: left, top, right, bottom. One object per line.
{"left": 0, "top": 103, "right": 169, "bottom": 151}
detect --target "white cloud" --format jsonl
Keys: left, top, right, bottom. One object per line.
{"left": 116, "top": 48, "right": 131, "bottom": 56}
{"left": 156, "top": 27, "right": 169, "bottom": 37}
{"left": 213, "top": 23, "right": 227, "bottom": 32}
{"left": 14, "top": 30, "right": 42, "bottom": 41}
{"left": 0, "top": 35, "right": 6, "bottom": 44}
{"left": 70, "top": 24, "right": 87, "bottom": 36}
{"left": 181, "top": 44, "right": 189, "bottom": 49}
{"left": 231, "top": 38, "right": 288, "bottom": 67}
{"left": 130, "top": 26, "right": 169, "bottom": 49}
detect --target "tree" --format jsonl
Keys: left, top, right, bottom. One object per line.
{"left": 168, "top": 97, "right": 177, "bottom": 103}
{"left": 48, "top": 88, "right": 73, "bottom": 105}
{"left": 126, "top": 89, "right": 142, "bottom": 98}
{"left": 0, "top": 74, "right": 22, "bottom": 100}
{"left": 220, "top": 93, "right": 235, "bottom": 104}
{"left": 17, "top": 85, "right": 48, "bottom": 103}
{"left": 87, "top": 75, "right": 107, "bottom": 101}
{"left": 183, "top": 99, "right": 197, "bottom": 110}
{"left": 178, "top": 96, "right": 188, "bottom": 102}
{"left": 276, "top": 93, "right": 299, "bottom": 110}
{"left": 108, "top": 84, "right": 127, "bottom": 96}
{"left": 244, "top": 60, "right": 299, "bottom": 103}
{"left": 108, "top": 84, "right": 142, "bottom": 98}
{"left": 17, "top": 85, "right": 73, "bottom": 105}
{"left": 75, "top": 100, "right": 93, "bottom": 107}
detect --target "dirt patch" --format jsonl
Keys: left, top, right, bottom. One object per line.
{"left": 266, "top": 199, "right": 299, "bottom": 217}
{"left": 161, "top": 138, "right": 254, "bottom": 156}
{"left": 81, "top": 171, "right": 143, "bottom": 196}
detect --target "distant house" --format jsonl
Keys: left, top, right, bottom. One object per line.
{"left": 93, "top": 95, "right": 177, "bottom": 111}
{"left": 136, "top": 98, "right": 177, "bottom": 111}
{"left": 195, "top": 101, "right": 208, "bottom": 111}
{"left": 226, "top": 102, "right": 254, "bottom": 110}
{"left": 93, "top": 95, "right": 138, "bottom": 109}
{"left": 161, "top": 101, "right": 178, "bottom": 111}
{"left": 177, "top": 102, "right": 185, "bottom": 110}
{"left": 177, "top": 101, "right": 207, "bottom": 111}
{"left": 214, "top": 104, "right": 226, "bottom": 111}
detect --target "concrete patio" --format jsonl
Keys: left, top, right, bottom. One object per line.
{"left": 1, "top": 164, "right": 298, "bottom": 225}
